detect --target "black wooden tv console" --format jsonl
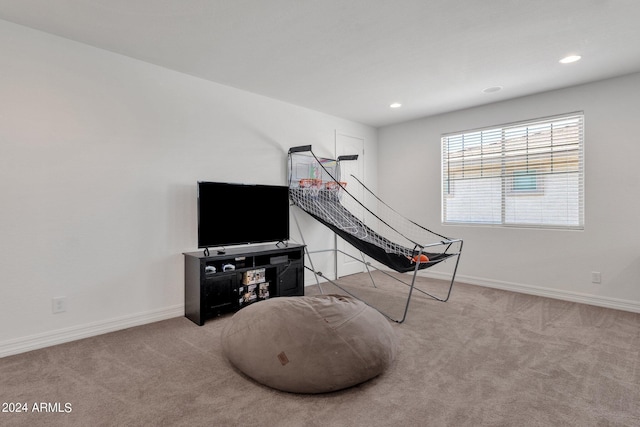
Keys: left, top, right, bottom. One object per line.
{"left": 183, "top": 243, "right": 305, "bottom": 325}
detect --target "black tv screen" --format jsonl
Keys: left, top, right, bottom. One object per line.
{"left": 197, "top": 181, "right": 290, "bottom": 248}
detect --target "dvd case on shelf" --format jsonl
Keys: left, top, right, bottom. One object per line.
{"left": 242, "top": 268, "right": 266, "bottom": 285}
{"left": 258, "top": 282, "right": 270, "bottom": 299}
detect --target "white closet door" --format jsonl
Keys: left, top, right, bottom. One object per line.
{"left": 335, "top": 132, "right": 365, "bottom": 278}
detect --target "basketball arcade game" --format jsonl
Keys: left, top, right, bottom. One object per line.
{"left": 287, "top": 145, "right": 463, "bottom": 323}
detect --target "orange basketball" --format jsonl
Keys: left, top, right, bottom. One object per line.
{"left": 412, "top": 254, "right": 429, "bottom": 263}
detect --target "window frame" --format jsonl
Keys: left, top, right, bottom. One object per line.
{"left": 441, "top": 112, "right": 584, "bottom": 230}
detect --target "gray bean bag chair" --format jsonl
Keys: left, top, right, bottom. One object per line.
{"left": 221, "top": 294, "right": 397, "bottom": 393}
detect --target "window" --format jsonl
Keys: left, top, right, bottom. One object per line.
{"left": 442, "top": 113, "right": 584, "bottom": 229}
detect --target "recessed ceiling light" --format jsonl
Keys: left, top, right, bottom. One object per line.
{"left": 389, "top": 103, "right": 402, "bottom": 108}
{"left": 560, "top": 55, "right": 582, "bottom": 64}
{"left": 482, "top": 86, "right": 503, "bottom": 94}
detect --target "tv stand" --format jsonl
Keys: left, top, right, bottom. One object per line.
{"left": 183, "top": 243, "right": 305, "bottom": 326}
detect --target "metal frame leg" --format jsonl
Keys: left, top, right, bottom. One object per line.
{"left": 300, "top": 239, "right": 463, "bottom": 323}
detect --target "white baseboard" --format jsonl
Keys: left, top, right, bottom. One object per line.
{"left": 4, "top": 273, "right": 634, "bottom": 371}
{"left": 304, "top": 266, "right": 640, "bottom": 314}
{"left": 420, "top": 271, "right": 640, "bottom": 314}
{"left": 0, "top": 304, "right": 184, "bottom": 358}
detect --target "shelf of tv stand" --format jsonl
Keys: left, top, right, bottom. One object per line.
{"left": 183, "top": 243, "right": 305, "bottom": 326}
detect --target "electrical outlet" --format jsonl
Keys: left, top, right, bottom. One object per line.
{"left": 591, "top": 272, "right": 602, "bottom": 284}
{"left": 52, "top": 297, "right": 67, "bottom": 314}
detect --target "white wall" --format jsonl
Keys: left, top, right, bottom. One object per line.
{"left": 0, "top": 20, "right": 377, "bottom": 356}
{"left": 378, "top": 72, "right": 640, "bottom": 311}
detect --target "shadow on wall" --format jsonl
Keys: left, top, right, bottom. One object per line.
{"left": 167, "top": 183, "right": 196, "bottom": 251}
{"left": 608, "top": 256, "right": 640, "bottom": 298}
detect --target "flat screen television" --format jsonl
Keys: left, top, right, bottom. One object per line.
{"left": 197, "top": 181, "right": 290, "bottom": 249}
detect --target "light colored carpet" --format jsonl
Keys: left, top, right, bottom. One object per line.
{"left": 1, "top": 272, "right": 639, "bottom": 426}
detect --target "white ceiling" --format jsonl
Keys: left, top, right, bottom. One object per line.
{"left": 2, "top": 0, "right": 640, "bottom": 127}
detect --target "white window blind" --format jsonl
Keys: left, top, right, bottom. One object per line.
{"left": 442, "top": 113, "right": 584, "bottom": 229}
